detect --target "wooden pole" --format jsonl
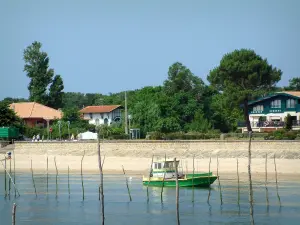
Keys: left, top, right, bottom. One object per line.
{"left": 147, "top": 155, "right": 154, "bottom": 203}
{"left": 97, "top": 133, "right": 105, "bottom": 225}
{"left": 248, "top": 132, "right": 254, "bottom": 225}
{"left": 54, "top": 156, "right": 58, "bottom": 198}
{"left": 237, "top": 158, "right": 240, "bottom": 205}
{"left": 160, "top": 153, "right": 167, "bottom": 202}
{"left": 46, "top": 156, "right": 48, "bottom": 194}
{"left": 12, "top": 203, "right": 16, "bottom": 225}
{"left": 217, "top": 156, "right": 223, "bottom": 205}
{"left": 122, "top": 165, "right": 132, "bottom": 201}
{"left": 174, "top": 158, "right": 180, "bottom": 225}
{"left": 81, "top": 150, "right": 85, "bottom": 201}
{"left": 207, "top": 157, "right": 211, "bottom": 204}
{"left": 0, "top": 161, "right": 20, "bottom": 197}
{"left": 274, "top": 154, "right": 281, "bottom": 206}
{"left": 192, "top": 155, "right": 195, "bottom": 203}
{"left": 265, "top": 153, "right": 269, "bottom": 205}
{"left": 9, "top": 157, "right": 11, "bottom": 196}
{"left": 31, "top": 159, "right": 37, "bottom": 197}
{"left": 5, "top": 158, "right": 7, "bottom": 197}
{"left": 13, "top": 149, "right": 16, "bottom": 198}
{"left": 68, "top": 166, "right": 70, "bottom": 198}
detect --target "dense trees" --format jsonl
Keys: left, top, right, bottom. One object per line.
{"left": 208, "top": 49, "right": 282, "bottom": 132}
{"left": 23, "top": 41, "right": 64, "bottom": 109}
{"left": 0, "top": 102, "right": 22, "bottom": 127}
{"left": 2, "top": 46, "right": 291, "bottom": 137}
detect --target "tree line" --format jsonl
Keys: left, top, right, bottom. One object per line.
{"left": 1, "top": 41, "right": 300, "bottom": 138}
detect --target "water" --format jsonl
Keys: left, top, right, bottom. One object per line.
{"left": 0, "top": 172, "right": 299, "bottom": 224}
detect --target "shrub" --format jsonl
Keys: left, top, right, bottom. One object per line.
{"left": 265, "top": 130, "right": 297, "bottom": 140}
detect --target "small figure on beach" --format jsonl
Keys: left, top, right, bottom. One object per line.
{"left": 32, "top": 135, "right": 36, "bottom": 142}
{"left": 71, "top": 134, "right": 74, "bottom": 140}
{"left": 37, "top": 134, "right": 40, "bottom": 141}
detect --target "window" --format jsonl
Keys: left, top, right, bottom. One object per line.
{"left": 157, "top": 163, "right": 162, "bottom": 169}
{"left": 286, "top": 99, "right": 296, "bottom": 108}
{"left": 89, "top": 113, "right": 93, "bottom": 119}
{"left": 271, "top": 99, "right": 281, "bottom": 108}
{"left": 253, "top": 105, "right": 263, "bottom": 112}
{"left": 101, "top": 114, "right": 103, "bottom": 119}
{"left": 95, "top": 118, "right": 99, "bottom": 126}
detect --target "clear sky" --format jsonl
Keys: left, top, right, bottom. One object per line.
{"left": 0, "top": 0, "right": 299, "bottom": 100}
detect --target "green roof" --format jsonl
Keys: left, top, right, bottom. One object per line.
{"left": 248, "top": 92, "right": 300, "bottom": 106}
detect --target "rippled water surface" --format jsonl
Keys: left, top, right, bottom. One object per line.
{"left": 0, "top": 172, "right": 299, "bottom": 224}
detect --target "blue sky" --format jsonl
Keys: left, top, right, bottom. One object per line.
{"left": 0, "top": 0, "right": 299, "bottom": 99}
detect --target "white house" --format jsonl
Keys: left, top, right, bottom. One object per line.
{"left": 79, "top": 105, "right": 123, "bottom": 126}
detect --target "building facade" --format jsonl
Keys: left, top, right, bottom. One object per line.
{"left": 239, "top": 91, "right": 300, "bottom": 133}
{"left": 79, "top": 105, "right": 122, "bottom": 126}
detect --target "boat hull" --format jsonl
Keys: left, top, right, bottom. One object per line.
{"left": 143, "top": 173, "right": 218, "bottom": 187}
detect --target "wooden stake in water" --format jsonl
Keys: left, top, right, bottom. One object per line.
{"left": 54, "top": 156, "right": 58, "bottom": 198}
{"left": 0, "top": 161, "right": 20, "bottom": 197}
{"left": 237, "top": 158, "right": 240, "bottom": 205}
{"left": 274, "top": 154, "right": 281, "bottom": 206}
{"left": 247, "top": 132, "right": 254, "bottom": 225}
{"left": 97, "top": 134, "right": 105, "bottom": 225}
{"left": 68, "top": 166, "right": 70, "bottom": 198}
{"left": 81, "top": 150, "right": 85, "bottom": 201}
{"left": 31, "top": 159, "right": 37, "bottom": 197}
{"left": 192, "top": 155, "right": 195, "bottom": 203}
{"left": 12, "top": 203, "right": 16, "bottom": 225}
{"left": 4, "top": 158, "right": 7, "bottom": 197}
{"left": 207, "top": 157, "right": 212, "bottom": 204}
{"left": 217, "top": 156, "right": 223, "bottom": 205}
{"left": 265, "top": 153, "right": 269, "bottom": 205}
{"left": 146, "top": 155, "right": 154, "bottom": 203}
{"left": 122, "top": 165, "right": 132, "bottom": 201}
{"left": 9, "top": 157, "right": 11, "bottom": 196}
{"left": 160, "top": 153, "right": 167, "bottom": 202}
{"left": 13, "top": 149, "right": 16, "bottom": 197}
{"left": 174, "top": 158, "right": 180, "bottom": 225}
{"left": 46, "top": 156, "right": 48, "bottom": 194}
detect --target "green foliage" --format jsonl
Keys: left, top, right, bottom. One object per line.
{"left": 265, "top": 130, "right": 297, "bottom": 140}
{"left": 185, "top": 111, "right": 212, "bottom": 132}
{"left": 285, "top": 77, "right": 300, "bottom": 91}
{"left": 23, "top": 41, "right": 64, "bottom": 108}
{"left": 284, "top": 114, "right": 293, "bottom": 130}
{"left": 48, "top": 75, "right": 64, "bottom": 109}
{"left": 147, "top": 131, "right": 220, "bottom": 140}
{"left": 208, "top": 49, "right": 282, "bottom": 131}
{"left": 0, "top": 102, "right": 22, "bottom": 127}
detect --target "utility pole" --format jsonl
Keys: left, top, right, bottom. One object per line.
{"left": 125, "top": 91, "right": 128, "bottom": 135}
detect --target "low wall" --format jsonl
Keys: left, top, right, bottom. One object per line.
{"left": 14, "top": 140, "right": 300, "bottom": 159}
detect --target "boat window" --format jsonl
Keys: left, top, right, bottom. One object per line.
{"left": 157, "top": 163, "right": 162, "bottom": 169}
{"left": 153, "top": 163, "right": 157, "bottom": 169}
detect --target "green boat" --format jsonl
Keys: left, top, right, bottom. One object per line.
{"left": 142, "top": 158, "right": 218, "bottom": 187}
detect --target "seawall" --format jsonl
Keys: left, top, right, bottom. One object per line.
{"left": 13, "top": 140, "right": 300, "bottom": 159}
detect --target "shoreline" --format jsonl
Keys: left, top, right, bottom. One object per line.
{"left": 4, "top": 155, "right": 300, "bottom": 176}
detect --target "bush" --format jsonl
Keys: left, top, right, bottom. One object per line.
{"left": 146, "top": 132, "right": 220, "bottom": 140}
{"left": 265, "top": 130, "right": 297, "bottom": 140}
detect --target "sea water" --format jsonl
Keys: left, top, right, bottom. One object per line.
{"left": 0, "top": 173, "right": 299, "bottom": 224}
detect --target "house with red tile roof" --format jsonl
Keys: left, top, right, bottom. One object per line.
{"left": 79, "top": 105, "right": 123, "bottom": 126}
{"left": 9, "top": 102, "right": 62, "bottom": 128}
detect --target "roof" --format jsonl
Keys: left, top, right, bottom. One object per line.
{"left": 279, "top": 91, "right": 300, "bottom": 97}
{"left": 80, "top": 105, "right": 122, "bottom": 113}
{"left": 248, "top": 91, "right": 300, "bottom": 106}
{"left": 9, "top": 102, "right": 62, "bottom": 120}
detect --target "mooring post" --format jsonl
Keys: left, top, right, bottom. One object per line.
{"left": 146, "top": 154, "right": 154, "bottom": 203}
{"left": 174, "top": 158, "right": 180, "bottom": 225}
{"left": 122, "top": 165, "right": 132, "bottom": 201}
{"left": 81, "top": 150, "right": 85, "bottom": 201}
{"left": 192, "top": 155, "right": 195, "bottom": 203}
{"left": 248, "top": 131, "right": 254, "bottom": 225}
{"left": 207, "top": 157, "right": 212, "bottom": 204}
{"left": 160, "top": 153, "right": 167, "bottom": 202}
{"left": 12, "top": 203, "right": 16, "bottom": 225}
{"left": 237, "top": 158, "right": 240, "bottom": 205}
{"left": 274, "top": 154, "right": 281, "bottom": 206}
{"left": 97, "top": 133, "right": 105, "bottom": 225}
{"left": 31, "top": 159, "right": 37, "bottom": 198}
{"left": 265, "top": 153, "right": 269, "bottom": 205}
{"left": 217, "top": 156, "right": 223, "bottom": 205}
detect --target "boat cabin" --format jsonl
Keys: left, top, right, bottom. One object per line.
{"left": 151, "top": 159, "right": 183, "bottom": 179}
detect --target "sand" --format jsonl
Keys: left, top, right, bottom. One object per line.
{"left": 2, "top": 153, "right": 300, "bottom": 177}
